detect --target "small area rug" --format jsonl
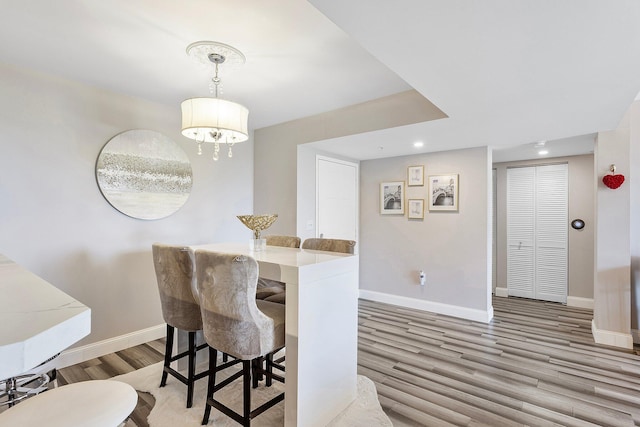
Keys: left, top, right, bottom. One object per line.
{"left": 113, "top": 361, "right": 392, "bottom": 426}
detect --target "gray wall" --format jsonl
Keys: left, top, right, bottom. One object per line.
{"left": 493, "top": 154, "right": 595, "bottom": 300}
{"left": 0, "top": 63, "right": 253, "bottom": 347}
{"left": 595, "top": 112, "right": 632, "bottom": 344}
{"left": 359, "top": 147, "right": 492, "bottom": 317}
{"left": 631, "top": 102, "right": 640, "bottom": 340}
{"left": 254, "top": 90, "right": 446, "bottom": 237}
{"left": 255, "top": 96, "right": 492, "bottom": 321}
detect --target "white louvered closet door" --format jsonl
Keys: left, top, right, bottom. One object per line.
{"left": 507, "top": 167, "right": 536, "bottom": 299}
{"left": 507, "top": 164, "right": 568, "bottom": 303}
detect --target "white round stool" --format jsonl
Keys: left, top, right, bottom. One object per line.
{"left": 0, "top": 380, "right": 138, "bottom": 426}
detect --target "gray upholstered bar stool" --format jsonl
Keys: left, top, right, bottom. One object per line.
{"left": 195, "top": 250, "right": 285, "bottom": 426}
{"left": 263, "top": 237, "right": 356, "bottom": 304}
{"left": 255, "top": 235, "right": 300, "bottom": 300}
{"left": 152, "top": 243, "right": 208, "bottom": 408}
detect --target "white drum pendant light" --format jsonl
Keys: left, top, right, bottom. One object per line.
{"left": 181, "top": 41, "right": 249, "bottom": 160}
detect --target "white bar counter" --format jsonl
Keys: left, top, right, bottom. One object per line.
{"left": 0, "top": 254, "right": 91, "bottom": 380}
{"left": 191, "top": 243, "right": 359, "bottom": 427}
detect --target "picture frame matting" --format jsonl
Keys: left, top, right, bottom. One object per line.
{"left": 428, "top": 174, "right": 459, "bottom": 211}
{"left": 408, "top": 198, "right": 424, "bottom": 219}
{"left": 407, "top": 165, "right": 424, "bottom": 186}
{"left": 380, "top": 181, "right": 405, "bottom": 214}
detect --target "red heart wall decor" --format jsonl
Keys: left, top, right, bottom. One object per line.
{"left": 602, "top": 174, "right": 625, "bottom": 189}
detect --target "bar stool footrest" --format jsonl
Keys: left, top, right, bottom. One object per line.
{"left": 0, "top": 374, "right": 50, "bottom": 407}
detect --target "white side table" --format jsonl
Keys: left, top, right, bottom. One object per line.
{"left": 0, "top": 380, "right": 138, "bottom": 426}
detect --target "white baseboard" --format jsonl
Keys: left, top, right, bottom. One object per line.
{"left": 591, "top": 320, "right": 633, "bottom": 349}
{"left": 632, "top": 329, "right": 640, "bottom": 345}
{"left": 494, "top": 287, "right": 508, "bottom": 297}
{"left": 359, "top": 290, "right": 493, "bottom": 323}
{"left": 55, "top": 324, "right": 166, "bottom": 369}
{"left": 567, "top": 296, "right": 594, "bottom": 310}
{"left": 495, "top": 289, "right": 593, "bottom": 310}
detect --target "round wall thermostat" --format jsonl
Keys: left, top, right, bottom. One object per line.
{"left": 571, "top": 219, "right": 585, "bottom": 230}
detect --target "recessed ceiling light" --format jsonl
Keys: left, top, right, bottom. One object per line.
{"left": 413, "top": 141, "right": 424, "bottom": 148}
{"left": 538, "top": 150, "right": 549, "bottom": 155}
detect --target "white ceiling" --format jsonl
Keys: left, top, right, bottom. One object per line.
{"left": 492, "top": 133, "right": 596, "bottom": 164}
{"left": 2, "top": 1, "right": 640, "bottom": 161}
{"left": 0, "top": 0, "right": 410, "bottom": 130}
{"left": 309, "top": 0, "right": 640, "bottom": 160}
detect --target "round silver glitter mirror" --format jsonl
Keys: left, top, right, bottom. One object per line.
{"left": 96, "top": 129, "right": 192, "bottom": 220}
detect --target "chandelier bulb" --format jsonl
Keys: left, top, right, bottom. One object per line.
{"left": 228, "top": 146, "right": 233, "bottom": 158}
{"left": 197, "top": 142, "right": 203, "bottom": 156}
{"left": 213, "top": 150, "right": 219, "bottom": 161}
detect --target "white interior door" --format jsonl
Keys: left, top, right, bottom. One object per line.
{"left": 316, "top": 156, "right": 358, "bottom": 243}
{"left": 507, "top": 164, "right": 567, "bottom": 303}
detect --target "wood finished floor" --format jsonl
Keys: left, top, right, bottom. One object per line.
{"left": 57, "top": 297, "right": 640, "bottom": 427}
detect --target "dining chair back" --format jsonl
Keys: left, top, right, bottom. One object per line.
{"left": 195, "top": 250, "right": 285, "bottom": 425}
{"left": 301, "top": 237, "right": 356, "bottom": 254}
{"left": 264, "top": 235, "right": 301, "bottom": 248}
{"left": 152, "top": 243, "right": 208, "bottom": 408}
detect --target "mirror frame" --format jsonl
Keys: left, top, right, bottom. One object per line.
{"left": 95, "top": 129, "right": 193, "bottom": 220}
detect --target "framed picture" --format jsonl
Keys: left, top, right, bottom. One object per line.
{"left": 380, "top": 181, "right": 405, "bottom": 214}
{"left": 407, "top": 165, "right": 424, "bottom": 186}
{"left": 408, "top": 199, "right": 424, "bottom": 219}
{"left": 428, "top": 174, "right": 459, "bottom": 211}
